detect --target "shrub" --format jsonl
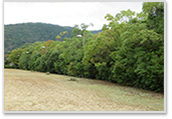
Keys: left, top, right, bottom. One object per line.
{"left": 46, "top": 72, "right": 50, "bottom": 75}
{"left": 68, "top": 78, "right": 77, "bottom": 81}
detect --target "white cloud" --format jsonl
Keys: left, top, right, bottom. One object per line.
{"left": 4, "top": 2, "right": 143, "bottom": 30}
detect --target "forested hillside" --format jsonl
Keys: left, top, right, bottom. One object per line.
{"left": 5, "top": 2, "right": 164, "bottom": 92}
{"left": 4, "top": 23, "right": 101, "bottom": 54}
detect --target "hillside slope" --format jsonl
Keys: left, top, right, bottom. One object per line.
{"left": 4, "top": 23, "right": 101, "bottom": 54}
{"left": 4, "top": 23, "right": 73, "bottom": 54}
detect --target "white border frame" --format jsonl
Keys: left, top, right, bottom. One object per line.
{"left": 3, "top": 0, "right": 167, "bottom": 114}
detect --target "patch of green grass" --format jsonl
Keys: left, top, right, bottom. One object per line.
{"left": 68, "top": 78, "right": 77, "bottom": 81}
{"left": 46, "top": 72, "right": 50, "bottom": 75}
{"left": 68, "top": 78, "right": 164, "bottom": 111}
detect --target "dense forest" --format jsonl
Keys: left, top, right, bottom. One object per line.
{"left": 4, "top": 23, "right": 101, "bottom": 54}
{"left": 4, "top": 2, "right": 164, "bottom": 92}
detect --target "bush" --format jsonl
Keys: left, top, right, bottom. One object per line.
{"left": 4, "top": 65, "right": 16, "bottom": 68}
{"left": 68, "top": 78, "right": 77, "bottom": 81}
{"left": 46, "top": 72, "right": 50, "bottom": 75}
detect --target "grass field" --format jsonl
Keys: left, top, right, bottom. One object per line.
{"left": 4, "top": 69, "right": 164, "bottom": 111}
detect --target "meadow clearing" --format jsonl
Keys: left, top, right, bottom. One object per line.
{"left": 4, "top": 69, "right": 164, "bottom": 111}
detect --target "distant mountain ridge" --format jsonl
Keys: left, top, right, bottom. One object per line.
{"left": 4, "top": 22, "right": 102, "bottom": 54}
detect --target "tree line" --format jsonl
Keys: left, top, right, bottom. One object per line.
{"left": 4, "top": 2, "right": 164, "bottom": 92}
{"left": 4, "top": 22, "right": 101, "bottom": 54}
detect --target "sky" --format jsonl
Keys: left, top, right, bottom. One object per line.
{"left": 4, "top": 2, "right": 143, "bottom": 30}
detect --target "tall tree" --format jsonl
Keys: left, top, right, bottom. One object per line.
{"left": 9, "top": 48, "right": 25, "bottom": 68}
{"left": 143, "top": 2, "right": 164, "bottom": 34}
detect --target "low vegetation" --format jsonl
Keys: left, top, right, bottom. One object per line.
{"left": 4, "top": 2, "right": 164, "bottom": 92}
{"left": 46, "top": 72, "right": 50, "bottom": 75}
{"left": 4, "top": 69, "right": 164, "bottom": 111}
{"left": 68, "top": 78, "right": 77, "bottom": 81}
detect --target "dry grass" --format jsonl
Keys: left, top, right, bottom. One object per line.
{"left": 4, "top": 69, "right": 164, "bottom": 111}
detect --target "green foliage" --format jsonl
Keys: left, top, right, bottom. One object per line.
{"left": 46, "top": 72, "right": 50, "bottom": 75}
{"left": 5, "top": 2, "right": 164, "bottom": 92}
{"left": 4, "top": 23, "right": 72, "bottom": 54}
{"left": 68, "top": 78, "right": 77, "bottom": 81}
{"left": 4, "top": 54, "right": 10, "bottom": 66}
{"left": 71, "top": 23, "right": 93, "bottom": 37}
{"left": 9, "top": 48, "right": 25, "bottom": 68}
{"left": 4, "top": 23, "right": 101, "bottom": 55}
{"left": 4, "top": 65, "right": 16, "bottom": 68}
{"left": 143, "top": 2, "right": 164, "bottom": 34}
{"left": 55, "top": 35, "right": 61, "bottom": 40}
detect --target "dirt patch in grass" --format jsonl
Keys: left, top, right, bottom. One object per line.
{"left": 4, "top": 69, "right": 164, "bottom": 111}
